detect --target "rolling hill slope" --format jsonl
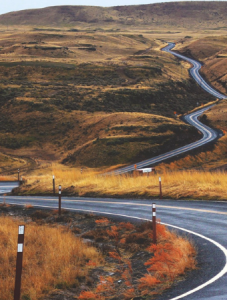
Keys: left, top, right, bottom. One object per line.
{"left": 1, "top": 2, "right": 227, "bottom": 29}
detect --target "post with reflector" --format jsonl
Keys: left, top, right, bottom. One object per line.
{"left": 53, "top": 175, "right": 55, "bottom": 195}
{"left": 18, "top": 169, "right": 20, "bottom": 182}
{"left": 159, "top": 177, "right": 162, "bottom": 199}
{"left": 59, "top": 185, "right": 62, "bottom": 216}
{"left": 14, "top": 225, "right": 25, "bottom": 300}
{"left": 152, "top": 204, "right": 157, "bottom": 244}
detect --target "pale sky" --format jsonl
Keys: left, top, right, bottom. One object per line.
{"left": 0, "top": 0, "right": 222, "bottom": 15}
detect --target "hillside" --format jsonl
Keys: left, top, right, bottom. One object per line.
{"left": 177, "top": 36, "right": 227, "bottom": 94}
{"left": 1, "top": 2, "right": 227, "bottom": 29}
{"left": 0, "top": 26, "right": 215, "bottom": 170}
{"left": 1, "top": 2, "right": 226, "bottom": 171}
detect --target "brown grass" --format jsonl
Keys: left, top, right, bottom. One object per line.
{"left": 0, "top": 216, "right": 102, "bottom": 300}
{"left": 18, "top": 165, "right": 227, "bottom": 200}
{"left": 0, "top": 208, "right": 196, "bottom": 300}
{"left": 78, "top": 222, "right": 196, "bottom": 299}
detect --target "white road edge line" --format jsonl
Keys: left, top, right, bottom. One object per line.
{"left": 5, "top": 202, "right": 227, "bottom": 300}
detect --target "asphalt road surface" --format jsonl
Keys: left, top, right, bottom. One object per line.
{"left": 114, "top": 43, "right": 226, "bottom": 175}
{"left": 1, "top": 192, "right": 227, "bottom": 300}
{"left": 162, "top": 43, "right": 226, "bottom": 100}
{"left": 0, "top": 181, "right": 19, "bottom": 194}
{"left": 114, "top": 105, "right": 221, "bottom": 175}
{"left": 1, "top": 43, "right": 227, "bottom": 299}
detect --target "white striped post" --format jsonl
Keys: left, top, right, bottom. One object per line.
{"left": 152, "top": 204, "right": 157, "bottom": 244}
{"left": 159, "top": 177, "right": 162, "bottom": 199}
{"left": 53, "top": 175, "right": 55, "bottom": 195}
{"left": 59, "top": 185, "right": 61, "bottom": 216}
{"left": 14, "top": 225, "right": 25, "bottom": 300}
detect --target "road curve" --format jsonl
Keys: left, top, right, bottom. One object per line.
{"left": 114, "top": 43, "right": 225, "bottom": 175}
{"left": 162, "top": 43, "right": 226, "bottom": 99}
{"left": 2, "top": 44, "right": 227, "bottom": 299}
{"left": 113, "top": 105, "right": 220, "bottom": 174}
{"left": 1, "top": 193, "right": 227, "bottom": 300}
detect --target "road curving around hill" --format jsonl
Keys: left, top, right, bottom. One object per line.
{"left": 1, "top": 193, "right": 227, "bottom": 300}
{"left": 113, "top": 105, "right": 221, "bottom": 174}
{"left": 113, "top": 42, "right": 226, "bottom": 175}
{"left": 1, "top": 43, "right": 227, "bottom": 300}
{"left": 163, "top": 43, "right": 226, "bottom": 100}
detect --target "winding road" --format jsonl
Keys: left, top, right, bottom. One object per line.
{"left": 1, "top": 43, "right": 227, "bottom": 299}
{"left": 163, "top": 43, "right": 226, "bottom": 100}
{"left": 114, "top": 43, "right": 225, "bottom": 174}
{"left": 1, "top": 193, "right": 227, "bottom": 300}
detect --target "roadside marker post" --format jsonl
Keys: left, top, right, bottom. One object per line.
{"left": 152, "top": 204, "right": 157, "bottom": 244}
{"left": 53, "top": 176, "right": 55, "bottom": 195}
{"left": 159, "top": 177, "right": 162, "bottom": 199}
{"left": 18, "top": 169, "right": 20, "bottom": 182}
{"left": 58, "top": 185, "right": 62, "bottom": 216}
{"left": 14, "top": 225, "right": 25, "bottom": 300}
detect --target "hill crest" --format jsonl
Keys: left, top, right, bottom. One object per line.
{"left": 1, "top": 2, "right": 227, "bottom": 28}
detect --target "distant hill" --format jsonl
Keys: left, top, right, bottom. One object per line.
{"left": 1, "top": 2, "right": 227, "bottom": 28}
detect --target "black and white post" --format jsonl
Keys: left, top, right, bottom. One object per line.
{"left": 14, "top": 225, "right": 25, "bottom": 300}
{"left": 159, "top": 177, "right": 162, "bottom": 200}
{"left": 59, "top": 185, "right": 62, "bottom": 216}
{"left": 53, "top": 175, "right": 55, "bottom": 195}
{"left": 152, "top": 204, "right": 157, "bottom": 244}
{"left": 18, "top": 169, "right": 20, "bottom": 182}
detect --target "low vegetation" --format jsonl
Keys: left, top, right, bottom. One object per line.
{"left": 0, "top": 207, "right": 196, "bottom": 300}
{"left": 0, "top": 215, "right": 102, "bottom": 300}
{"left": 1, "top": 2, "right": 227, "bottom": 30}
{"left": 12, "top": 165, "right": 227, "bottom": 200}
{"left": 0, "top": 24, "right": 216, "bottom": 169}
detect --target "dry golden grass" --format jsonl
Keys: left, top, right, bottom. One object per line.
{"left": 0, "top": 216, "right": 102, "bottom": 300}
{"left": 0, "top": 175, "right": 16, "bottom": 181}
{"left": 18, "top": 164, "right": 227, "bottom": 200}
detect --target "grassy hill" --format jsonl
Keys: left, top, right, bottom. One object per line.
{"left": 1, "top": 2, "right": 227, "bottom": 29}
{"left": 0, "top": 26, "right": 215, "bottom": 169}
{"left": 1, "top": 2, "right": 226, "bottom": 171}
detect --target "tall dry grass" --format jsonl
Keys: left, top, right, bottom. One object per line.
{"left": 22, "top": 165, "right": 227, "bottom": 200}
{"left": 0, "top": 216, "right": 102, "bottom": 300}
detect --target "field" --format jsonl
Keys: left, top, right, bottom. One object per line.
{"left": 11, "top": 165, "right": 227, "bottom": 201}
{"left": 1, "top": 3, "right": 227, "bottom": 171}
{"left": 0, "top": 24, "right": 216, "bottom": 170}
